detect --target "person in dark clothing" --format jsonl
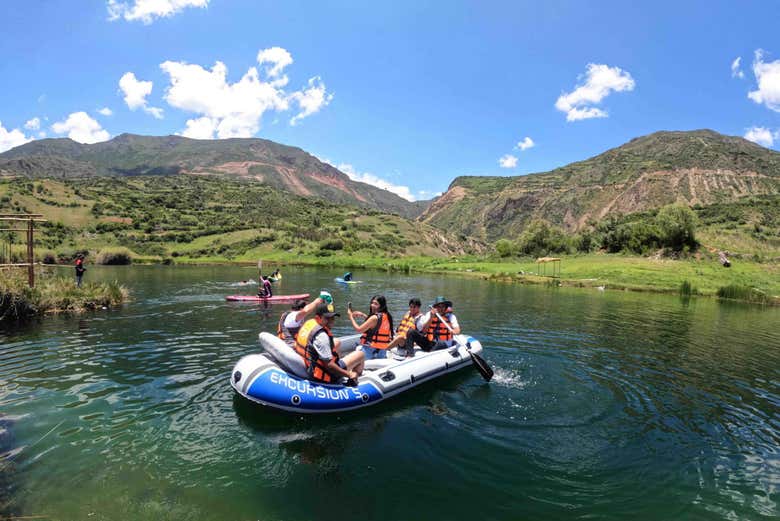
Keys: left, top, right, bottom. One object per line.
{"left": 75, "top": 254, "right": 86, "bottom": 288}
{"left": 258, "top": 276, "right": 273, "bottom": 297}
{"left": 403, "top": 296, "right": 460, "bottom": 352}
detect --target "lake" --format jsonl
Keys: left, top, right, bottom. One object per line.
{"left": 1, "top": 265, "right": 778, "bottom": 520}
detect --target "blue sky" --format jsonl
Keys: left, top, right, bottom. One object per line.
{"left": 1, "top": 1, "right": 779, "bottom": 201}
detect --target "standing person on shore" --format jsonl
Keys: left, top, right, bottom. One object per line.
{"left": 277, "top": 291, "right": 331, "bottom": 346}
{"left": 347, "top": 295, "right": 394, "bottom": 360}
{"left": 75, "top": 254, "right": 86, "bottom": 288}
{"left": 403, "top": 296, "right": 460, "bottom": 352}
{"left": 294, "top": 303, "right": 364, "bottom": 385}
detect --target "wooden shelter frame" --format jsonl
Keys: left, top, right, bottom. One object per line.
{"left": 535, "top": 257, "right": 561, "bottom": 278}
{"left": 0, "top": 213, "right": 47, "bottom": 288}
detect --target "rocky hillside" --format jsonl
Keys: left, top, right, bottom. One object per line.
{"left": 420, "top": 130, "right": 780, "bottom": 241}
{"left": 0, "top": 133, "right": 425, "bottom": 219}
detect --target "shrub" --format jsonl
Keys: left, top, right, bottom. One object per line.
{"left": 95, "top": 247, "right": 133, "bottom": 265}
{"left": 716, "top": 285, "right": 769, "bottom": 304}
{"left": 495, "top": 239, "right": 514, "bottom": 257}
{"left": 656, "top": 204, "right": 698, "bottom": 251}
{"left": 319, "top": 239, "right": 344, "bottom": 251}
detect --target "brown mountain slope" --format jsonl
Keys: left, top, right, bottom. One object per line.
{"left": 419, "top": 130, "right": 780, "bottom": 241}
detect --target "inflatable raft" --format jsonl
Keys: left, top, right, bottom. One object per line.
{"left": 231, "top": 332, "right": 484, "bottom": 413}
{"left": 226, "top": 293, "right": 309, "bottom": 302}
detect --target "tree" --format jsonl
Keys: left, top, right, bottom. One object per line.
{"left": 656, "top": 204, "right": 697, "bottom": 251}
{"left": 495, "top": 238, "right": 514, "bottom": 257}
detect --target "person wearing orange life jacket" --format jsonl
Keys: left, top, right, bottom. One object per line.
{"left": 294, "top": 303, "right": 364, "bottom": 385}
{"left": 277, "top": 291, "right": 331, "bottom": 346}
{"left": 347, "top": 295, "right": 394, "bottom": 360}
{"left": 384, "top": 298, "right": 423, "bottom": 357}
{"left": 402, "top": 296, "right": 460, "bottom": 353}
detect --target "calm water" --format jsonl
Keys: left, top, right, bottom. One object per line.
{"left": 1, "top": 265, "right": 778, "bottom": 520}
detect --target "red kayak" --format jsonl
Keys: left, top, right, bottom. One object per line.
{"left": 225, "top": 293, "right": 310, "bottom": 302}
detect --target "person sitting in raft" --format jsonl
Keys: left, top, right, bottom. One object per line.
{"left": 347, "top": 295, "right": 394, "bottom": 360}
{"left": 294, "top": 303, "right": 364, "bottom": 385}
{"left": 277, "top": 291, "right": 332, "bottom": 347}
{"left": 258, "top": 276, "right": 273, "bottom": 297}
{"left": 402, "top": 296, "right": 460, "bottom": 352}
{"left": 342, "top": 271, "right": 352, "bottom": 281}
{"left": 385, "top": 297, "right": 424, "bottom": 357}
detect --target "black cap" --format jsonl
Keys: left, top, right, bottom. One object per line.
{"left": 431, "top": 296, "right": 452, "bottom": 308}
{"left": 316, "top": 303, "right": 339, "bottom": 318}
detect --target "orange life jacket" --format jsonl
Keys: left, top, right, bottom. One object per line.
{"left": 426, "top": 313, "right": 454, "bottom": 342}
{"left": 396, "top": 311, "right": 418, "bottom": 337}
{"left": 360, "top": 312, "right": 393, "bottom": 349}
{"left": 277, "top": 311, "right": 302, "bottom": 344}
{"left": 294, "top": 318, "right": 338, "bottom": 383}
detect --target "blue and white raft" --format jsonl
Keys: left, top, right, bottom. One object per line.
{"left": 231, "top": 332, "right": 484, "bottom": 413}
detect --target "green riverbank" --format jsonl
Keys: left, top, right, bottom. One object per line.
{"left": 0, "top": 269, "right": 129, "bottom": 323}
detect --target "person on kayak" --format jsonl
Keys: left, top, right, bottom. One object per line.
{"left": 347, "top": 295, "right": 394, "bottom": 360}
{"left": 402, "top": 296, "right": 460, "bottom": 352}
{"left": 294, "top": 303, "right": 364, "bottom": 385}
{"left": 385, "top": 297, "right": 423, "bottom": 356}
{"left": 342, "top": 271, "right": 352, "bottom": 281}
{"left": 258, "top": 276, "right": 273, "bottom": 298}
{"left": 277, "top": 291, "right": 331, "bottom": 346}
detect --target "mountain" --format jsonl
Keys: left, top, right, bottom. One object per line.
{"left": 420, "top": 130, "right": 780, "bottom": 241}
{"left": 0, "top": 133, "right": 426, "bottom": 219}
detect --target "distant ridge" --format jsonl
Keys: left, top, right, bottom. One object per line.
{"left": 420, "top": 130, "right": 780, "bottom": 241}
{"left": 0, "top": 133, "right": 426, "bottom": 219}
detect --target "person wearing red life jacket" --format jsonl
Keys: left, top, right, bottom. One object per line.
{"left": 347, "top": 295, "right": 394, "bottom": 360}
{"left": 294, "top": 303, "right": 364, "bottom": 385}
{"left": 402, "top": 296, "right": 460, "bottom": 353}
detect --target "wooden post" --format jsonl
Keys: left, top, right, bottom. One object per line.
{"left": 27, "top": 218, "right": 34, "bottom": 287}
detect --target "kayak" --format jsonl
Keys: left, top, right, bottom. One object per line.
{"left": 226, "top": 293, "right": 309, "bottom": 302}
{"left": 335, "top": 277, "right": 361, "bottom": 284}
{"left": 231, "top": 332, "right": 485, "bottom": 413}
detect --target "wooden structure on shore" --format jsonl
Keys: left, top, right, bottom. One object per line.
{"left": 535, "top": 257, "right": 561, "bottom": 277}
{"left": 0, "top": 213, "right": 47, "bottom": 287}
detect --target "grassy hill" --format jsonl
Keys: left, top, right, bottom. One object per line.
{"left": 421, "top": 130, "right": 780, "bottom": 241}
{"left": 0, "top": 176, "right": 479, "bottom": 263}
{"left": 0, "top": 133, "right": 426, "bottom": 219}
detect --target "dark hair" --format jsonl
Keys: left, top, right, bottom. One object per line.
{"left": 370, "top": 295, "right": 388, "bottom": 314}
{"left": 291, "top": 299, "right": 307, "bottom": 311}
{"left": 408, "top": 297, "right": 421, "bottom": 307}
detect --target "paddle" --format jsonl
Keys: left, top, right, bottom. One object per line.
{"left": 432, "top": 307, "right": 493, "bottom": 382}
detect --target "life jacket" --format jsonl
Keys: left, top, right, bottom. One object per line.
{"left": 294, "top": 318, "right": 338, "bottom": 383}
{"left": 277, "top": 311, "right": 302, "bottom": 344}
{"left": 396, "top": 311, "right": 418, "bottom": 337}
{"left": 360, "top": 312, "right": 393, "bottom": 349}
{"left": 426, "top": 313, "right": 454, "bottom": 342}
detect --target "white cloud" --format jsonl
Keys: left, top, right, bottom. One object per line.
{"left": 516, "top": 136, "right": 535, "bottom": 151}
{"left": 290, "top": 76, "right": 333, "bottom": 125}
{"left": 555, "top": 63, "right": 635, "bottom": 121}
{"left": 748, "top": 49, "right": 780, "bottom": 112}
{"left": 24, "top": 117, "right": 41, "bottom": 130}
{"left": 731, "top": 57, "right": 744, "bottom": 79}
{"left": 38, "top": 131, "right": 47, "bottom": 138}
{"left": 51, "top": 112, "right": 110, "bottom": 143}
{"left": 0, "top": 121, "right": 33, "bottom": 152}
{"left": 499, "top": 154, "right": 518, "bottom": 168}
{"left": 743, "top": 126, "right": 778, "bottom": 147}
{"left": 119, "top": 72, "right": 164, "bottom": 118}
{"left": 98, "top": 107, "right": 113, "bottom": 116}
{"left": 160, "top": 47, "right": 331, "bottom": 139}
{"left": 107, "top": 0, "right": 208, "bottom": 24}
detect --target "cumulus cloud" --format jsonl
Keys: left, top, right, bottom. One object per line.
{"left": 107, "top": 0, "right": 208, "bottom": 24}
{"left": 499, "top": 154, "right": 518, "bottom": 168}
{"left": 748, "top": 49, "right": 780, "bottom": 112}
{"left": 290, "top": 76, "right": 333, "bottom": 125}
{"left": 24, "top": 117, "right": 41, "bottom": 130}
{"left": 516, "top": 136, "right": 535, "bottom": 151}
{"left": 98, "top": 107, "right": 113, "bottom": 116}
{"left": 0, "top": 121, "right": 33, "bottom": 152}
{"left": 731, "top": 57, "right": 744, "bottom": 79}
{"left": 744, "top": 126, "right": 778, "bottom": 147}
{"left": 318, "top": 157, "right": 416, "bottom": 201}
{"left": 119, "top": 72, "right": 164, "bottom": 118}
{"left": 159, "top": 47, "right": 331, "bottom": 139}
{"left": 555, "top": 63, "right": 635, "bottom": 121}
{"left": 51, "top": 112, "right": 110, "bottom": 143}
